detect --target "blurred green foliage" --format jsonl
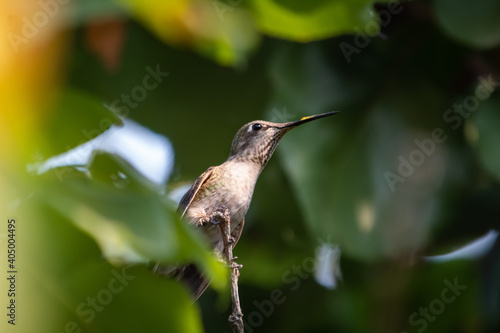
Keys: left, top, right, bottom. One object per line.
{"left": 2, "top": 0, "right": 500, "bottom": 333}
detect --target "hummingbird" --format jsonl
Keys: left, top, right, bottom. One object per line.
{"left": 156, "top": 111, "right": 338, "bottom": 300}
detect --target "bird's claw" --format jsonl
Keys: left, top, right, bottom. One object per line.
{"left": 228, "top": 256, "right": 242, "bottom": 269}
{"left": 199, "top": 216, "right": 211, "bottom": 226}
{"left": 210, "top": 208, "right": 230, "bottom": 225}
{"left": 230, "top": 261, "right": 243, "bottom": 270}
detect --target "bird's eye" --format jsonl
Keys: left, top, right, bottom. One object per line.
{"left": 252, "top": 124, "right": 262, "bottom": 131}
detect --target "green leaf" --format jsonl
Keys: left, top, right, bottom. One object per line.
{"left": 434, "top": 0, "right": 500, "bottom": 49}
{"left": 43, "top": 88, "right": 122, "bottom": 157}
{"left": 247, "top": 0, "right": 377, "bottom": 42}
{"left": 89, "top": 151, "right": 165, "bottom": 194}
{"left": 268, "top": 41, "right": 379, "bottom": 111}
{"left": 64, "top": 263, "right": 204, "bottom": 333}
{"left": 37, "top": 152, "right": 226, "bottom": 289}
{"left": 22, "top": 185, "right": 205, "bottom": 333}
{"left": 116, "top": 0, "right": 260, "bottom": 66}
{"left": 267, "top": 42, "right": 468, "bottom": 261}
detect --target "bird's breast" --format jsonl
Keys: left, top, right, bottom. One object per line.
{"left": 185, "top": 161, "right": 261, "bottom": 244}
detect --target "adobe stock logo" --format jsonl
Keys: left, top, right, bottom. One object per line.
{"left": 108, "top": 64, "right": 170, "bottom": 118}
{"left": 401, "top": 277, "right": 467, "bottom": 333}
{"left": 340, "top": 1, "right": 405, "bottom": 64}
{"left": 8, "top": 0, "right": 71, "bottom": 53}
{"left": 384, "top": 75, "right": 498, "bottom": 192}
{"left": 240, "top": 236, "right": 336, "bottom": 332}
{"left": 53, "top": 267, "right": 135, "bottom": 333}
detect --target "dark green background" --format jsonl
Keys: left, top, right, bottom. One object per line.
{"left": 20, "top": 0, "right": 500, "bottom": 332}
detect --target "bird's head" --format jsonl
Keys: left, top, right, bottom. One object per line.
{"left": 228, "top": 111, "right": 338, "bottom": 166}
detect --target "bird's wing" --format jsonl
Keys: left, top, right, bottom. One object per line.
{"left": 182, "top": 218, "right": 246, "bottom": 301}
{"left": 164, "top": 166, "right": 246, "bottom": 301}
{"left": 177, "top": 166, "right": 214, "bottom": 218}
{"left": 177, "top": 264, "right": 210, "bottom": 302}
{"left": 232, "top": 217, "right": 245, "bottom": 245}
{"left": 168, "top": 167, "right": 214, "bottom": 301}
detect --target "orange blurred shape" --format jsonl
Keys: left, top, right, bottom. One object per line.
{"left": 0, "top": 1, "right": 68, "bottom": 165}
{"left": 85, "top": 18, "right": 127, "bottom": 73}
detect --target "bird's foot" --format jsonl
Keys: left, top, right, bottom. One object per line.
{"left": 210, "top": 208, "right": 230, "bottom": 225}
{"left": 229, "top": 256, "right": 242, "bottom": 270}
{"left": 230, "top": 262, "right": 243, "bottom": 270}
{"left": 198, "top": 215, "right": 211, "bottom": 226}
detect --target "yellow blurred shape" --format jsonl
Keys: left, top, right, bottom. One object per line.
{"left": 116, "top": 0, "right": 258, "bottom": 66}
{"left": 465, "top": 120, "right": 479, "bottom": 146}
{"left": 0, "top": 1, "right": 68, "bottom": 164}
{"left": 357, "top": 200, "right": 375, "bottom": 233}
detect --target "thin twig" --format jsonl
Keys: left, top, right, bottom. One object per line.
{"left": 217, "top": 209, "right": 244, "bottom": 333}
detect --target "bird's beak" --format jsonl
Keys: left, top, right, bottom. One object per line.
{"left": 283, "top": 111, "right": 339, "bottom": 129}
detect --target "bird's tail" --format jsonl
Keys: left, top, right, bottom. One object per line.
{"left": 153, "top": 263, "right": 211, "bottom": 301}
